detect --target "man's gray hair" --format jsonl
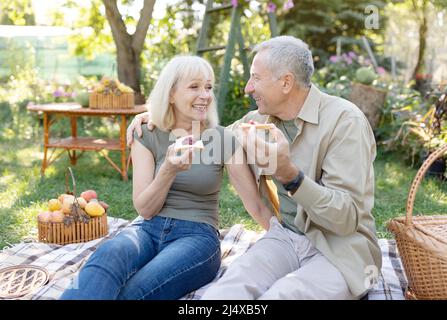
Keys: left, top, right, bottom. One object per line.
{"left": 252, "top": 36, "right": 314, "bottom": 88}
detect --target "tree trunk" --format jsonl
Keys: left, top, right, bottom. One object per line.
{"left": 115, "top": 39, "right": 145, "bottom": 104}
{"left": 411, "top": 0, "right": 430, "bottom": 92}
{"left": 102, "top": 0, "right": 155, "bottom": 104}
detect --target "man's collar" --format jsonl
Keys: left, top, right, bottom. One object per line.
{"left": 296, "top": 83, "right": 320, "bottom": 125}
{"left": 267, "top": 83, "right": 321, "bottom": 125}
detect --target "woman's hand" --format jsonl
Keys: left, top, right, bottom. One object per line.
{"left": 160, "top": 144, "right": 194, "bottom": 175}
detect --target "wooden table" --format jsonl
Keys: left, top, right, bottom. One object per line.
{"left": 27, "top": 103, "right": 147, "bottom": 181}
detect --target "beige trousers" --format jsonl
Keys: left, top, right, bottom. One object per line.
{"left": 202, "top": 217, "right": 355, "bottom": 300}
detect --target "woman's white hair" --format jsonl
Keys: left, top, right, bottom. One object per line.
{"left": 252, "top": 36, "right": 314, "bottom": 88}
{"left": 148, "top": 55, "right": 218, "bottom": 131}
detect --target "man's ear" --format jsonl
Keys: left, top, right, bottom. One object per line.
{"left": 281, "top": 73, "right": 295, "bottom": 94}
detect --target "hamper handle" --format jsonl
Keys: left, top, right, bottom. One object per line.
{"left": 406, "top": 144, "right": 447, "bottom": 225}
{"left": 65, "top": 167, "right": 76, "bottom": 197}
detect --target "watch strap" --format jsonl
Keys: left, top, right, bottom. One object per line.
{"left": 283, "top": 170, "right": 304, "bottom": 195}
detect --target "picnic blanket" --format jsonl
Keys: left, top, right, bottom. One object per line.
{"left": 0, "top": 217, "right": 408, "bottom": 300}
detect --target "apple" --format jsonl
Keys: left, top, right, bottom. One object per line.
{"left": 99, "top": 201, "right": 109, "bottom": 210}
{"left": 38, "top": 211, "right": 52, "bottom": 223}
{"left": 50, "top": 210, "right": 65, "bottom": 223}
{"left": 80, "top": 190, "right": 97, "bottom": 202}
{"left": 48, "top": 199, "right": 62, "bottom": 211}
{"left": 85, "top": 202, "right": 105, "bottom": 217}
{"left": 58, "top": 194, "right": 74, "bottom": 204}
{"left": 62, "top": 197, "right": 75, "bottom": 214}
{"left": 58, "top": 194, "right": 67, "bottom": 203}
{"left": 76, "top": 197, "right": 87, "bottom": 209}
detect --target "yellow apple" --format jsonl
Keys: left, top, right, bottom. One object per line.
{"left": 85, "top": 202, "right": 105, "bottom": 217}
{"left": 48, "top": 199, "right": 62, "bottom": 211}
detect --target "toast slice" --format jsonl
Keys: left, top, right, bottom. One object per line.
{"left": 240, "top": 123, "right": 275, "bottom": 130}
{"left": 174, "top": 135, "right": 204, "bottom": 151}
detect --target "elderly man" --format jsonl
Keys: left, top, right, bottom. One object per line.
{"left": 126, "top": 36, "right": 382, "bottom": 300}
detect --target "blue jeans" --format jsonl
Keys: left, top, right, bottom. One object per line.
{"left": 60, "top": 216, "right": 221, "bottom": 300}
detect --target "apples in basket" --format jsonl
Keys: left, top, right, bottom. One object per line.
{"left": 37, "top": 168, "right": 109, "bottom": 244}
{"left": 38, "top": 190, "right": 109, "bottom": 225}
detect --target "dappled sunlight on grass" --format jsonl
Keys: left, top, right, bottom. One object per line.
{"left": 0, "top": 141, "right": 46, "bottom": 214}
{"left": 1, "top": 135, "right": 445, "bottom": 245}
{"left": 373, "top": 152, "right": 447, "bottom": 238}
{"left": 376, "top": 161, "right": 409, "bottom": 189}
{"left": 0, "top": 138, "right": 136, "bottom": 247}
{"left": 227, "top": 184, "right": 238, "bottom": 196}
{"left": 0, "top": 170, "right": 37, "bottom": 209}
{"left": 218, "top": 174, "right": 261, "bottom": 232}
{"left": 0, "top": 142, "right": 43, "bottom": 167}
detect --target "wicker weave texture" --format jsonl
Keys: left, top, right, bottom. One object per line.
{"left": 89, "top": 92, "right": 134, "bottom": 109}
{"left": 37, "top": 168, "right": 109, "bottom": 245}
{"left": 388, "top": 144, "right": 447, "bottom": 300}
{"left": 38, "top": 214, "right": 108, "bottom": 245}
{"left": 0, "top": 265, "right": 49, "bottom": 299}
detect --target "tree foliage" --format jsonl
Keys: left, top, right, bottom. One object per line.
{"left": 385, "top": 0, "right": 446, "bottom": 91}
{"left": 0, "top": 0, "right": 35, "bottom": 25}
{"left": 58, "top": 0, "right": 115, "bottom": 59}
{"left": 277, "top": 0, "right": 387, "bottom": 66}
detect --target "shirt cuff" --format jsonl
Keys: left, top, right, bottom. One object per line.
{"left": 290, "top": 175, "right": 324, "bottom": 209}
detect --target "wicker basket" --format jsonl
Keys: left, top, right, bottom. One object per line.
{"left": 38, "top": 168, "right": 108, "bottom": 245}
{"left": 89, "top": 91, "right": 134, "bottom": 109}
{"left": 387, "top": 144, "right": 447, "bottom": 300}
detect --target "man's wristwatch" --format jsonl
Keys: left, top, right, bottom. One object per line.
{"left": 282, "top": 170, "right": 305, "bottom": 196}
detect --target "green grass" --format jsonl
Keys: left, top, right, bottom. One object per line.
{"left": 1, "top": 135, "right": 446, "bottom": 248}
{"left": 373, "top": 152, "right": 447, "bottom": 238}
{"left": 0, "top": 135, "right": 259, "bottom": 248}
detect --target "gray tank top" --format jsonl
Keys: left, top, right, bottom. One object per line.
{"left": 134, "top": 125, "right": 237, "bottom": 229}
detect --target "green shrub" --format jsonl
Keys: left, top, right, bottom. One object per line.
{"left": 355, "top": 67, "right": 377, "bottom": 85}
{"left": 220, "top": 73, "right": 253, "bottom": 126}
{"left": 376, "top": 84, "right": 447, "bottom": 167}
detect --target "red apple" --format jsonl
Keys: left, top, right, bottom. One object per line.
{"left": 99, "top": 201, "right": 109, "bottom": 210}
{"left": 80, "top": 190, "right": 97, "bottom": 202}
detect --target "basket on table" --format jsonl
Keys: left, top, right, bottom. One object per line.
{"left": 89, "top": 77, "right": 134, "bottom": 109}
{"left": 89, "top": 91, "right": 134, "bottom": 109}
{"left": 37, "top": 167, "right": 108, "bottom": 245}
{"left": 387, "top": 144, "right": 447, "bottom": 300}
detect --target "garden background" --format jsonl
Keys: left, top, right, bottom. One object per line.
{"left": 1, "top": 0, "right": 447, "bottom": 248}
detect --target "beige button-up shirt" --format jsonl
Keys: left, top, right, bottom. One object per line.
{"left": 228, "top": 84, "right": 382, "bottom": 298}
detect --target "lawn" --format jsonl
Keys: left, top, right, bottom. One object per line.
{"left": 1, "top": 136, "right": 446, "bottom": 248}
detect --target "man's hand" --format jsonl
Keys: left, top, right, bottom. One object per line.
{"left": 126, "top": 112, "right": 155, "bottom": 147}
{"left": 237, "top": 123, "right": 299, "bottom": 183}
{"left": 269, "top": 127, "right": 299, "bottom": 183}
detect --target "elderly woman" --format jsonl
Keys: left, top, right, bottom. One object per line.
{"left": 60, "top": 55, "right": 274, "bottom": 300}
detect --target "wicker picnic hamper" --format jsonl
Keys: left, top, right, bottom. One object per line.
{"left": 387, "top": 144, "right": 447, "bottom": 300}
{"left": 89, "top": 91, "right": 134, "bottom": 109}
{"left": 38, "top": 168, "right": 108, "bottom": 245}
